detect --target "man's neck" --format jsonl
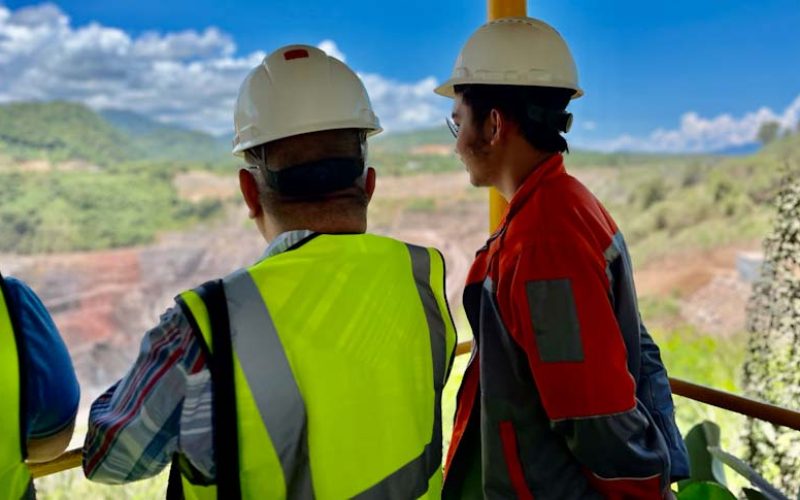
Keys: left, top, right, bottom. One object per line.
{"left": 494, "top": 141, "right": 553, "bottom": 200}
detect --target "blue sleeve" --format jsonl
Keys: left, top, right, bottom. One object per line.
{"left": 5, "top": 277, "right": 80, "bottom": 439}
{"left": 637, "top": 320, "right": 690, "bottom": 480}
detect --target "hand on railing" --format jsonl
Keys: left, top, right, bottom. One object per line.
{"left": 29, "top": 448, "right": 81, "bottom": 479}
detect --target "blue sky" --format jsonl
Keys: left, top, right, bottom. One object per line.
{"left": 1, "top": 0, "right": 799, "bottom": 152}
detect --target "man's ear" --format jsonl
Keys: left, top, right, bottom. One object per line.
{"left": 239, "top": 168, "right": 263, "bottom": 219}
{"left": 488, "top": 109, "right": 504, "bottom": 146}
{"left": 364, "top": 166, "right": 376, "bottom": 202}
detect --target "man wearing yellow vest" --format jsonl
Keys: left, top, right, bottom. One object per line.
{"left": 1, "top": 273, "right": 80, "bottom": 499}
{"left": 83, "top": 44, "right": 457, "bottom": 499}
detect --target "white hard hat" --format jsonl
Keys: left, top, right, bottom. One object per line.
{"left": 232, "top": 44, "right": 382, "bottom": 156}
{"left": 435, "top": 17, "right": 583, "bottom": 99}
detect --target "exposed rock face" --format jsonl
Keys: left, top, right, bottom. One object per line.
{"left": 3, "top": 212, "right": 264, "bottom": 403}
{"left": 743, "top": 176, "right": 800, "bottom": 495}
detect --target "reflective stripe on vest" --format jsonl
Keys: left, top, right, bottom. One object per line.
{"left": 178, "top": 234, "right": 455, "bottom": 499}
{"left": 0, "top": 276, "right": 32, "bottom": 500}
{"left": 225, "top": 268, "right": 314, "bottom": 497}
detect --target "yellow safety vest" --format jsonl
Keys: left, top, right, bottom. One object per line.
{"left": 173, "top": 234, "right": 456, "bottom": 499}
{"left": 0, "top": 275, "right": 32, "bottom": 499}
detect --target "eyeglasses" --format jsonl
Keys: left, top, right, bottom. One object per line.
{"left": 445, "top": 116, "right": 459, "bottom": 138}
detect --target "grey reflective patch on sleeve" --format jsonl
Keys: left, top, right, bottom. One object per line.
{"left": 525, "top": 279, "right": 584, "bottom": 363}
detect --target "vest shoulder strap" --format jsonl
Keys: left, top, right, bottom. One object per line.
{"left": 175, "top": 280, "right": 241, "bottom": 500}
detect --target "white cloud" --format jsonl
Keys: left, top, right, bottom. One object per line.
{"left": 317, "top": 39, "right": 346, "bottom": 63}
{"left": 318, "top": 41, "right": 448, "bottom": 131}
{"left": 360, "top": 74, "right": 445, "bottom": 131}
{"left": 0, "top": 3, "right": 261, "bottom": 134}
{"left": 586, "top": 95, "right": 800, "bottom": 153}
{"left": 0, "top": 3, "right": 447, "bottom": 136}
{"left": 581, "top": 120, "right": 597, "bottom": 131}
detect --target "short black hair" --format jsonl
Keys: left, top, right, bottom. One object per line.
{"left": 454, "top": 84, "right": 573, "bottom": 153}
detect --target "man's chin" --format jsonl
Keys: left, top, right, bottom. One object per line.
{"left": 468, "top": 173, "right": 488, "bottom": 188}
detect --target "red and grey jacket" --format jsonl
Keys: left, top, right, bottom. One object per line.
{"left": 443, "top": 154, "right": 688, "bottom": 499}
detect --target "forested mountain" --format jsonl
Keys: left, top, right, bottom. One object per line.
{"left": 0, "top": 101, "right": 229, "bottom": 165}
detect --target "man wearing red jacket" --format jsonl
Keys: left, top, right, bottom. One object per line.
{"left": 435, "top": 17, "right": 689, "bottom": 499}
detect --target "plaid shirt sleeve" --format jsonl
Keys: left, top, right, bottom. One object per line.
{"left": 83, "top": 305, "right": 213, "bottom": 484}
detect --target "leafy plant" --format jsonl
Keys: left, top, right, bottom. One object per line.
{"left": 678, "top": 421, "right": 789, "bottom": 500}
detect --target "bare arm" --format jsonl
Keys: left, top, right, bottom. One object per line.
{"left": 27, "top": 418, "right": 76, "bottom": 463}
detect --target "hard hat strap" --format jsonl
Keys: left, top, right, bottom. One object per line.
{"left": 526, "top": 104, "right": 573, "bottom": 133}
{"left": 262, "top": 158, "right": 365, "bottom": 197}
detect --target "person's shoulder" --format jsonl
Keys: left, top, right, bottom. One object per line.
{"left": 2, "top": 276, "right": 53, "bottom": 324}
{"left": 522, "top": 171, "right": 611, "bottom": 227}
{"left": 3, "top": 276, "right": 36, "bottom": 301}
{"left": 538, "top": 171, "right": 596, "bottom": 207}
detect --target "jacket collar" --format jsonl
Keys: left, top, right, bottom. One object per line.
{"left": 497, "top": 153, "right": 565, "bottom": 230}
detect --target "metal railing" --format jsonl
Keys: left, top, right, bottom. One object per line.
{"left": 455, "top": 340, "right": 800, "bottom": 431}
{"left": 29, "top": 339, "right": 800, "bottom": 479}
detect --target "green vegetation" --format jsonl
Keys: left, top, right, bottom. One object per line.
{"left": 3, "top": 100, "right": 798, "bottom": 264}
{"left": 373, "top": 125, "right": 800, "bottom": 269}
{"left": 0, "top": 102, "right": 130, "bottom": 164}
{"left": 0, "top": 101, "right": 235, "bottom": 254}
{"left": 676, "top": 421, "right": 785, "bottom": 499}
{"left": 100, "top": 109, "right": 231, "bottom": 164}
{"left": 368, "top": 125, "right": 703, "bottom": 177}
{"left": 36, "top": 469, "right": 167, "bottom": 499}
{"left": 0, "top": 101, "right": 230, "bottom": 166}
{"left": 742, "top": 173, "right": 800, "bottom": 494}
{"left": 598, "top": 134, "right": 800, "bottom": 265}
{"left": 370, "top": 150, "right": 461, "bottom": 176}
{"left": 0, "top": 169, "right": 223, "bottom": 253}
{"left": 406, "top": 197, "right": 437, "bottom": 212}
{"left": 371, "top": 126, "right": 454, "bottom": 152}
{"left": 757, "top": 121, "right": 781, "bottom": 146}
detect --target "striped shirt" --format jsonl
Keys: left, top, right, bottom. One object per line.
{"left": 83, "top": 230, "right": 314, "bottom": 483}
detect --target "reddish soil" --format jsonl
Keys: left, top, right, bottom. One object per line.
{"left": 634, "top": 244, "right": 761, "bottom": 336}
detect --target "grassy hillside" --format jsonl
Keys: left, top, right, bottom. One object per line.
{"left": 369, "top": 125, "right": 707, "bottom": 176}
{"left": 0, "top": 102, "right": 233, "bottom": 254}
{"left": 0, "top": 167, "right": 223, "bottom": 253}
{"left": 0, "top": 102, "right": 131, "bottom": 164}
{"left": 371, "top": 125, "right": 800, "bottom": 269}
{"left": 2, "top": 100, "right": 796, "bottom": 257}
{"left": 371, "top": 126, "right": 455, "bottom": 152}
{"left": 603, "top": 133, "right": 799, "bottom": 265}
{"left": 0, "top": 101, "right": 231, "bottom": 166}
{"left": 0, "top": 105, "right": 702, "bottom": 173}
{"left": 100, "top": 109, "right": 230, "bottom": 164}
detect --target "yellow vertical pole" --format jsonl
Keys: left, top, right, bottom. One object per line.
{"left": 488, "top": 0, "right": 527, "bottom": 22}
{"left": 487, "top": 0, "right": 526, "bottom": 232}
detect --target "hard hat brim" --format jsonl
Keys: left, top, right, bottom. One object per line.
{"left": 232, "top": 121, "right": 382, "bottom": 156}
{"left": 434, "top": 78, "right": 584, "bottom": 100}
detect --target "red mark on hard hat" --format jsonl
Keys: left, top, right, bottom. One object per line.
{"left": 284, "top": 49, "right": 309, "bottom": 60}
